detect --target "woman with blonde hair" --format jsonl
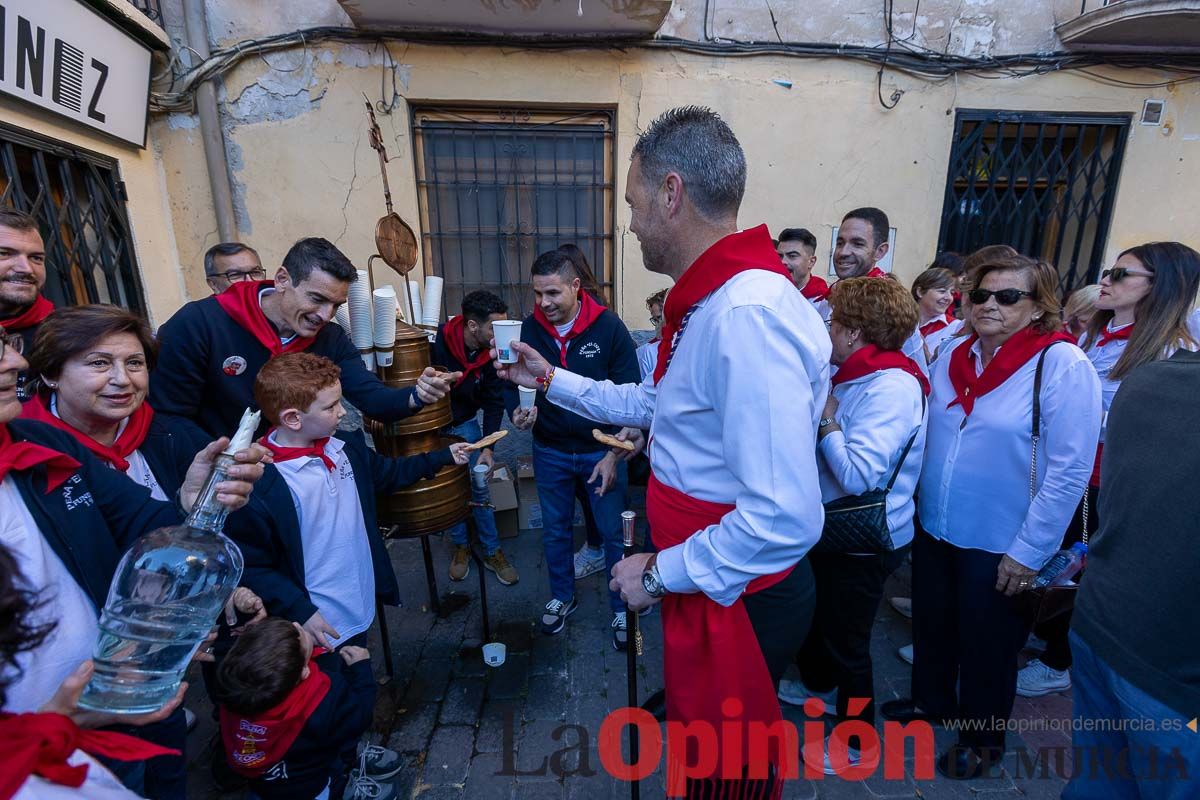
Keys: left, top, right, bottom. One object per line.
{"left": 1062, "top": 285, "right": 1101, "bottom": 342}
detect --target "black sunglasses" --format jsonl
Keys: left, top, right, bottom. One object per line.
{"left": 1101, "top": 267, "right": 1154, "bottom": 283}
{"left": 968, "top": 288, "right": 1034, "bottom": 306}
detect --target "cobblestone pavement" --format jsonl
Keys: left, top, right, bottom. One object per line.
{"left": 185, "top": 421, "right": 1073, "bottom": 799}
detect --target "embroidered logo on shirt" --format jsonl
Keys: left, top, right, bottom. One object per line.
{"left": 222, "top": 356, "right": 248, "bottom": 376}
{"left": 579, "top": 342, "right": 601, "bottom": 358}
{"left": 61, "top": 475, "right": 94, "bottom": 511}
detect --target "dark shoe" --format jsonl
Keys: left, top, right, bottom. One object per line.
{"left": 611, "top": 612, "right": 628, "bottom": 651}
{"left": 540, "top": 597, "right": 578, "bottom": 635}
{"left": 484, "top": 549, "right": 519, "bottom": 585}
{"left": 936, "top": 746, "right": 995, "bottom": 780}
{"left": 880, "top": 699, "right": 950, "bottom": 726}
{"left": 449, "top": 545, "right": 470, "bottom": 581}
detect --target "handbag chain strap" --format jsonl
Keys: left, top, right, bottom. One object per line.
{"left": 1030, "top": 344, "right": 1089, "bottom": 546}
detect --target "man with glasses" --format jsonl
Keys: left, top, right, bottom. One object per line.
{"left": 635, "top": 288, "right": 667, "bottom": 381}
{"left": 204, "top": 242, "right": 266, "bottom": 294}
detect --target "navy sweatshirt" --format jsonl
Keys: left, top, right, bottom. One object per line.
{"left": 225, "top": 429, "right": 454, "bottom": 623}
{"left": 149, "top": 296, "right": 419, "bottom": 439}
{"left": 6, "top": 419, "right": 183, "bottom": 610}
{"left": 228, "top": 653, "right": 375, "bottom": 800}
{"left": 520, "top": 309, "right": 640, "bottom": 454}
{"left": 139, "top": 411, "right": 211, "bottom": 500}
{"left": 429, "top": 323, "right": 506, "bottom": 436}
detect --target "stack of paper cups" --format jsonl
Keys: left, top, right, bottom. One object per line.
{"left": 421, "top": 275, "right": 443, "bottom": 327}
{"left": 406, "top": 282, "right": 423, "bottom": 327}
{"left": 347, "top": 270, "right": 375, "bottom": 371}
{"left": 334, "top": 304, "right": 351, "bottom": 332}
{"left": 372, "top": 286, "right": 398, "bottom": 367}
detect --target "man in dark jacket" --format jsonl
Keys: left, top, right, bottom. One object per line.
{"left": 1066, "top": 349, "right": 1200, "bottom": 798}
{"left": 514, "top": 249, "right": 640, "bottom": 648}
{"left": 150, "top": 237, "right": 457, "bottom": 439}
{"left": 0, "top": 209, "right": 53, "bottom": 399}
{"left": 430, "top": 290, "right": 519, "bottom": 585}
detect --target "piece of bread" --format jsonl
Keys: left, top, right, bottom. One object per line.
{"left": 592, "top": 428, "right": 635, "bottom": 451}
{"left": 465, "top": 430, "right": 508, "bottom": 451}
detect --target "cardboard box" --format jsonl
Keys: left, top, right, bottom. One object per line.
{"left": 488, "top": 467, "right": 520, "bottom": 539}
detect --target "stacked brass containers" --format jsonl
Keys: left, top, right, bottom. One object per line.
{"left": 371, "top": 321, "right": 471, "bottom": 536}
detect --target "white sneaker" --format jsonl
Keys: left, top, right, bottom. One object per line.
{"left": 897, "top": 644, "right": 914, "bottom": 665}
{"left": 777, "top": 679, "right": 837, "bottom": 708}
{"left": 573, "top": 546, "right": 606, "bottom": 579}
{"left": 1017, "top": 658, "right": 1071, "bottom": 697}
{"left": 889, "top": 596, "right": 913, "bottom": 619}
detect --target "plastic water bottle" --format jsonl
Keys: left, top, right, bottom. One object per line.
{"left": 78, "top": 412, "right": 256, "bottom": 714}
{"left": 1033, "top": 541, "right": 1088, "bottom": 589}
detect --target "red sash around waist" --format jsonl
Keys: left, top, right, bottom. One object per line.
{"left": 647, "top": 472, "right": 790, "bottom": 795}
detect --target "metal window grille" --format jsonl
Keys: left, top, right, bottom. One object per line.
{"left": 129, "top": 0, "right": 165, "bottom": 26}
{"left": 937, "top": 110, "right": 1130, "bottom": 295}
{"left": 411, "top": 108, "right": 615, "bottom": 319}
{"left": 0, "top": 123, "right": 146, "bottom": 314}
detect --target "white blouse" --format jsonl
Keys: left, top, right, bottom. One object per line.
{"left": 548, "top": 269, "right": 831, "bottom": 606}
{"left": 818, "top": 369, "right": 926, "bottom": 550}
{"left": 918, "top": 335, "right": 1102, "bottom": 569}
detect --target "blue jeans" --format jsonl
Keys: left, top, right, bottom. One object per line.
{"left": 533, "top": 441, "right": 628, "bottom": 613}
{"left": 1064, "top": 631, "right": 1200, "bottom": 799}
{"left": 446, "top": 419, "right": 502, "bottom": 556}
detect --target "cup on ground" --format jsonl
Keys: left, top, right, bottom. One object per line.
{"left": 483, "top": 642, "right": 506, "bottom": 667}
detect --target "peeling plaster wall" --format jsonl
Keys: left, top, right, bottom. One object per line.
{"left": 148, "top": 28, "right": 1200, "bottom": 328}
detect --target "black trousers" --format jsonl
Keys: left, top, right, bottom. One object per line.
{"left": 911, "top": 529, "right": 1031, "bottom": 752}
{"left": 683, "top": 557, "right": 816, "bottom": 799}
{"left": 1032, "top": 486, "right": 1099, "bottom": 671}
{"left": 797, "top": 545, "right": 908, "bottom": 725}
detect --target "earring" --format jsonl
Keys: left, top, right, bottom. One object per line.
{"left": 44, "top": 382, "right": 57, "bottom": 389}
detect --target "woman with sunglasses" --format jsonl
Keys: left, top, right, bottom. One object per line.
{"left": 1017, "top": 242, "right": 1200, "bottom": 701}
{"left": 882, "top": 254, "right": 1102, "bottom": 780}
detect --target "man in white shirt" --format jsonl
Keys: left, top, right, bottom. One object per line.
{"left": 498, "top": 106, "right": 829, "bottom": 796}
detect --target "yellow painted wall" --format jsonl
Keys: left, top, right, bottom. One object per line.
{"left": 1, "top": 100, "right": 188, "bottom": 327}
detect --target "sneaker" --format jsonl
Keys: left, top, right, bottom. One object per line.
{"left": 889, "top": 596, "right": 913, "bottom": 619}
{"left": 540, "top": 597, "right": 578, "bottom": 635}
{"left": 1016, "top": 659, "right": 1071, "bottom": 697}
{"left": 898, "top": 644, "right": 914, "bottom": 665}
{"left": 449, "top": 545, "right": 470, "bottom": 581}
{"left": 612, "top": 612, "right": 628, "bottom": 651}
{"left": 801, "top": 736, "right": 869, "bottom": 776}
{"left": 777, "top": 679, "right": 837, "bottom": 708}
{"left": 343, "top": 770, "right": 397, "bottom": 800}
{"left": 573, "top": 546, "right": 606, "bottom": 579}
{"left": 484, "top": 549, "right": 519, "bottom": 585}
{"left": 356, "top": 743, "right": 404, "bottom": 780}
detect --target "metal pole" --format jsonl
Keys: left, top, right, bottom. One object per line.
{"left": 181, "top": 0, "right": 237, "bottom": 243}
{"left": 622, "top": 510, "right": 641, "bottom": 800}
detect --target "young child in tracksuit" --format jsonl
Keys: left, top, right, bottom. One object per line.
{"left": 226, "top": 352, "right": 470, "bottom": 653}
{"left": 215, "top": 617, "right": 391, "bottom": 799}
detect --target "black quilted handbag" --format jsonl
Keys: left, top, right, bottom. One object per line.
{"left": 812, "top": 424, "right": 921, "bottom": 555}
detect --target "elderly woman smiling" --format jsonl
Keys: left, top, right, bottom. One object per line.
{"left": 21, "top": 304, "right": 206, "bottom": 501}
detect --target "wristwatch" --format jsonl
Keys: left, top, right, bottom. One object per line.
{"left": 641, "top": 555, "right": 667, "bottom": 599}
{"left": 819, "top": 417, "right": 836, "bottom": 429}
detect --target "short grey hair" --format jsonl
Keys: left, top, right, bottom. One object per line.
{"left": 204, "top": 242, "right": 260, "bottom": 277}
{"left": 631, "top": 106, "right": 746, "bottom": 220}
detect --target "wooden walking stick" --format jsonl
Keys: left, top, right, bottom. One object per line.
{"left": 622, "top": 510, "right": 642, "bottom": 800}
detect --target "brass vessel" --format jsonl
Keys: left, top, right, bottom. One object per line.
{"left": 370, "top": 321, "right": 470, "bottom": 536}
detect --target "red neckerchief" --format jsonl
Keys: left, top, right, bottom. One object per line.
{"left": 799, "top": 274, "right": 829, "bottom": 302}
{"left": 0, "top": 424, "right": 80, "bottom": 492}
{"left": 215, "top": 280, "right": 315, "bottom": 357}
{"left": 532, "top": 290, "right": 605, "bottom": 367}
{"left": 0, "top": 295, "right": 53, "bottom": 332}
{"left": 866, "top": 266, "right": 889, "bottom": 279}
{"left": 21, "top": 396, "right": 154, "bottom": 472}
{"left": 834, "top": 344, "right": 930, "bottom": 396}
{"left": 219, "top": 653, "right": 331, "bottom": 778}
{"left": 1097, "top": 322, "right": 1134, "bottom": 348}
{"left": 258, "top": 431, "right": 335, "bottom": 471}
{"left": 946, "top": 308, "right": 957, "bottom": 322}
{"left": 646, "top": 473, "right": 790, "bottom": 796}
{"left": 947, "top": 327, "right": 1077, "bottom": 415}
{"left": 654, "top": 225, "right": 790, "bottom": 385}
{"left": 919, "top": 318, "right": 950, "bottom": 338}
{"left": 442, "top": 316, "right": 491, "bottom": 387}
{"left": 0, "top": 711, "right": 178, "bottom": 796}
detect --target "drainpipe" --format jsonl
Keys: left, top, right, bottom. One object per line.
{"left": 181, "top": 0, "right": 237, "bottom": 243}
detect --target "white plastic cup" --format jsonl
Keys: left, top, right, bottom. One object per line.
{"left": 483, "top": 642, "right": 506, "bottom": 668}
{"left": 518, "top": 385, "right": 536, "bottom": 409}
{"left": 472, "top": 463, "right": 489, "bottom": 490}
{"left": 493, "top": 320, "right": 523, "bottom": 364}
{"left": 375, "top": 347, "right": 394, "bottom": 368}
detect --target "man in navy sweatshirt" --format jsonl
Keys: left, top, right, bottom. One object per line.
{"left": 430, "top": 290, "right": 519, "bottom": 586}
{"left": 514, "top": 249, "right": 640, "bottom": 649}
{"left": 150, "top": 237, "right": 457, "bottom": 439}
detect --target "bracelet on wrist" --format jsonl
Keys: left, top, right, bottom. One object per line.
{"left": 536, "top": 366, "right": 556, "bottom": 393}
